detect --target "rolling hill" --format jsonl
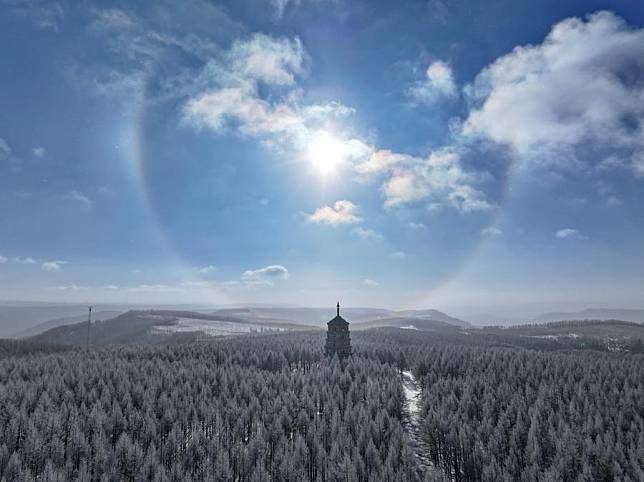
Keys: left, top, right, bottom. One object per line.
{"left": 534, "top": 308, "right": 644, "bottom": 324}
{"left": 11, "top": 310, "right": 123, "bottom": 338}
{"left": 0, "top": 303, "right": 103, "bottom": 337}
{"left": 30, "top": 310, "right": 312, "bottom": 347}
{"left": 206, "top": 306, "right": 469, "bottom": 328}
{"left": 27, "top": 307, "right": 470, "bottom": 346}
{"left": 475, "top": 319, "right": 644, "bottom": 352}
{"left": 479, "top": 318, "right": 643, "bottom": 336}
{"left": 352, "top": 317, "right": 463, "bottom": 332}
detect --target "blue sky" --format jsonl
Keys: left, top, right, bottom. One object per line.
{"left": 1, "top": 0, "right": 643, "bottom": 315}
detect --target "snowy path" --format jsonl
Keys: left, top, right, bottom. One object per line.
{"left": 402, "top": 370, "right": 432, "bottom": 471}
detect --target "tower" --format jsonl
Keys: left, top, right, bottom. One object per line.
{"left": 325, "top": 302, "right": 352, "bottom": 359}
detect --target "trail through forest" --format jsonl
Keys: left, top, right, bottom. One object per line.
{"left": 402, "top": 370, "right": 432, "bottom": 473}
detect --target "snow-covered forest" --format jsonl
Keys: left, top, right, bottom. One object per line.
{"left": 0, "top": 330, "right": 642, "bottom": 481}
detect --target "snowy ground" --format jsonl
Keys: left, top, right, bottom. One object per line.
{"left": 402, "top": 370, "right": 433, "bottom": 472}
{"left": 152, "top": 317, "right": 284, "bottom": 337}
{"left": 529, "top": 333, "right": 580, "bottom": 339}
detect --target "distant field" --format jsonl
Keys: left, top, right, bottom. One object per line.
{"left": 29, "top": 309, "right": 313, "bottom": 347}
{"left": 152, "top": 316, "right": 288, "bottom": 337}
{"left": 477, "top": 319, "right": 644, "bottom": 339}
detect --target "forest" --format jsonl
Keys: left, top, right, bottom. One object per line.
{"left": 0, "top": 329, "right": 642, "bottom": 481}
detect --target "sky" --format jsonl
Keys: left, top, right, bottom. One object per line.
{"left": 1, "top": 0, "right": 643, "bottom": 316}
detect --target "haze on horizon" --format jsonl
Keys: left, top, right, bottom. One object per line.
{"left": 1, "top": 0, "right": 643, "bottom": 318}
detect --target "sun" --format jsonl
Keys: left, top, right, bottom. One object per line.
{"left": 307, "top": 132, "right": 346, "bottom": 175}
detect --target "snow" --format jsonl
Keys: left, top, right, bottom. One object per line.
{"left": 402, "top": 370, "right": 421, "bottom": 424}
{"left": 153, "top": 317, "right": 284, "bottom": 337}
{"left": 529, "top": 333, "right": 581, "bottom": 340}
{"left": 402, "top": 370, "right": 432, "bottom": 471}
{"left": 400, "top": 325, "right": 419, "bottom": 330}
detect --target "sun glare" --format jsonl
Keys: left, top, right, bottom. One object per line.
{"left": 307, "top": 132, "right": 346, "bottom": 175}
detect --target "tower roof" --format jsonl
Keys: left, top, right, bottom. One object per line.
{"left": 327, "top": 315, "right": 349, "bottom": 326}
{"left": 327, "top": 301, "right": 349, "bottom": 326}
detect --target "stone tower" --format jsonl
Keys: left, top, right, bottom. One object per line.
{"left": 325, "top": 302, "right": 352, "bottom": 359}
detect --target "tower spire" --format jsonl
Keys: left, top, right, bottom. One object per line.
{"left": 337, "top": 301, "right": 340, "bottom": 317}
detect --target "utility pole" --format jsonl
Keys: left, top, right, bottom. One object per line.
{"left": 87, "top": 306, "right": 92, "bottom": 350}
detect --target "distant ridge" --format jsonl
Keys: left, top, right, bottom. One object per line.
{"left": 534, "top": 308, "right": 644, "bottom": 324}
{"left": 394, "top": 309, "right": 470, "bottom": 328}
{"left": 208, "top": 306, "right": 469, "bottom": 328}
{"left": 352, "top": 309, "right": 469, "bottom": 331}
{"left": 30, "top": 309, "right": 312, "bottom": 347}
{"left": 12, "top": 310, "right": 123, "bottom": 338}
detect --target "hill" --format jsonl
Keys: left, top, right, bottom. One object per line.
{"left": 207, "top": 306, "right": 392, "bottom": 326}
{"left": 0, "top": 304, "right": 102, "bottom": 337}
{"left": 11, "top": 310, "right": 123, "bottom": 338}
{"left": 30, "top": 309, "right": 312, "bottom": 347}
{"left": 475, "top": 319, "right": 644, "bottom": 352}
{"left": 534, "top": 308, "right": 644, "bottom": 324}
{"left": 208, "top": 306, "right": 469, "bottom": 328}
{"left": 393, "top": 309, "right": 469, "bottom": 328}
{"left": 0, "top": 302, "right": 237, "bottom": 338}
{"left": 353, "top": 317, "right": 462, "bottom": 332}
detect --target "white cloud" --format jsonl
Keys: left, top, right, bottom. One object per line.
{"left": 363, "top": 278, "right": 380, "bottom": 287}
{"left": 407, "top": 60, "right": 457, "bottom": 104}
{"left": 32, "top": 147, "right": 46, "bottom": 158}
{"left": 0, "top": 137, "right": 21, "bottom": 172}
{"left": 428, "top": 0, "right": 449, "bottom": 24}
{"left": 54, "top": 285, "right": 88, "bottom": 291}
{"left": 555, "top": 228, "right": 584, "bottom": 239}
{"left": 355, "top": 149, "right": 412, "bottom": 175}
{"left": 4, "top": 1, "right": 64, "bottom": 31}
{"left": 307, "top": 200, "right": 361, "bottom": 225}
{"left": 68, "top": 190, "right": 93, "bottom": 207}
{"left": 482, "top": 227, "right": 503, "bottom": 236}
{"left": 183, "top": 31, "right": 488, "bottom": 218}
{"left": 379, "top": 148, "right": 491, "bottom": 212}
{"left": 127, "top": 284, "right": 178, "bottom": 293}
{"left": 390, "top": 251, "right": 406, "bottom": 259}
{"left": 91, "top": 8, "right": 137, "bottom": 31}
{"left": 605, "top": 195, "right": 623, "bottom": 207}
{"left": 42, "top": 261, "right": 66, "bottom": 272}
{"left": 185, "top": 87, "right": 302, "bottom": 136}
{"left": 351, "top": 227, "right": 383, "bottom": 241}
{"left": 0, "top": 138, "right": 11, "bottom": 160}
{"left": 183, "top": 34, "right": 355, "bottom": 153}
{"left": 15, "top": 191, "right": 33, "bottom": 200}
{"left": 462, "top": 11, "right": 644, "bottom": 177}
{"left": 241, "top": 264, "right": 290, "bottom": 283}
{"left": 180, "top": 280, "right": 214, "bottom": 289}
{"left": 197, "top": 265, "right": 217, "bottom": 275}
{"left": 89, "top": 6, "right": 222, "bottom": 61}
{"left": 228, "top": 34, "right": 307, "bottom": 86}
{"left": 268, "top": 0, "right": 337, "bottom": 19}
{"left": 12, "top": 257, "right": 37, "bottom": 264}
{"left": 0, "top": 256, "right": 6, "bottom": 264}
{"left": 383, "top": 171, "right": 431, "bottom": 207}
{"left": 80, "top": 4, "right": 236, "bottom": 104}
